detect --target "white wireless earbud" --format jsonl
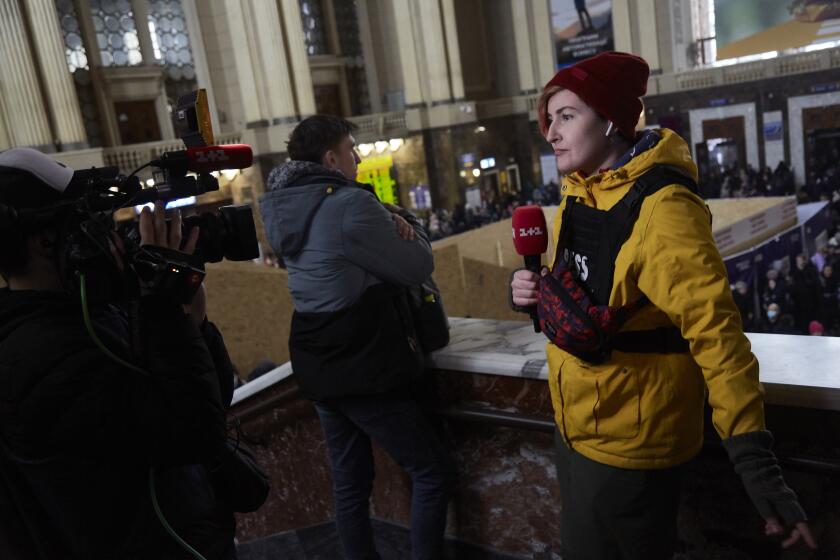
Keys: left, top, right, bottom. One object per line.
{"left": 605, "top": 121, "right": 615, "bottom": 137}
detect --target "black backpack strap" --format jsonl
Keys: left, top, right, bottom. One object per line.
{"left": 551, "top": 195, "right": 577, "bottom": 268}
{"left": 609, "top": 165, "right": 697, "bottom": 253}
{"left": 600, "top": 165, "right": 698, "bottom": 298}
{"left": 607, "top": 165, "right": 697, "bottom": 355}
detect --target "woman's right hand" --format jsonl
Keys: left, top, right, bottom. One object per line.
{"left": 511, "top": 268, "right": 541, "bottom": 307}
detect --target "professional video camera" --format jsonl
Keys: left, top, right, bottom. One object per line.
{"left": 52, "top": 90, "right": 259, "bottom": 304}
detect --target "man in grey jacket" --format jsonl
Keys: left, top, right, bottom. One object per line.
{"left": 260, "top": 115, "right": 453, "bottom": 560}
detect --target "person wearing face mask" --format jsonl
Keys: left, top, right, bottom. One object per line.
{"left": 508, "top": 51, "right": 814, "bottom": 559}
{"left": 760, "top": 303, "right": 796, "bottom": 335}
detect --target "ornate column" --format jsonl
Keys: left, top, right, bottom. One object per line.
{"left": 0, "top": 0, "right": 53, "bottom": 149}
{"left": 181, "top": 0, "right": 221, "bottom": 128}
{"left": 636, "top": 0, "right": 660, "bottom": 70}
{"left": 23, "top": 0, "right": 88, "bottom": 148}
{"left": 129, "top": 0, "right": 156, "bottom": 65}
{"left": 531, "top": 0, "right": 556, "bottom": 85}
{"left": 512, "top": 0, "right": 537, "bottom": 94}
{"left": 440, "top": 0, "right": 464, "bottom": 100}
{"left": 0, "top": 103, "right": 10, "bottom": 150}
{"left": 223, "top": 0, "right": 271, "bottom": 126}
{"left": 414, "top": 0, "right": 451, "bottom": 103}
{"left": 278, "top": 0, "right": 316, "bottom": 117}
{"left": 390, "top": 0, "right": 423, "bottom": 106}
{"left": 245, "top": 0, "right": 297, "bottom": 122}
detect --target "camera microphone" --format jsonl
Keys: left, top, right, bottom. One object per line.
{"left": 153, "top": 144, "right": 254, "bottom": 175}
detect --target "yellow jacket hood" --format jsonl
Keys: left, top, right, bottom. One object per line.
{"left": 560, "top": 128, "right": 699, "bottom": 202}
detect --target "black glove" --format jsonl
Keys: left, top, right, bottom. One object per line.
{"left": 722, "top": 430, "right": 807, "bottom": 527}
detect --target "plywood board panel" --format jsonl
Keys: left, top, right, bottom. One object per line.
{"left": 204, "top": 261, "right": 293, "bottom": 380}
{"left": 432, "top": 244, "right": 467, "bottom": 318}
{"left": 462, "top": 256, "right": 529, "bottom": 322}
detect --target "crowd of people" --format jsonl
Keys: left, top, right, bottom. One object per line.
{"left": 419, "top": 157, "right": 840, "bottom": 339}
{"left": 735, "top": 251, "right": 840, "bottom": 336}
{"left": 722, "top": 156, "right": 840, "bottom": 336}
{"left": 696, "top": 160, "right": 797, "bottom": 199}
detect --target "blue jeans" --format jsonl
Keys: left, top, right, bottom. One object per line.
{"left": 315, "top": 398, "right": 454, "bottom": 560}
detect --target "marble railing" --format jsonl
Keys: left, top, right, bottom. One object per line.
{"left": 346, "top": 111, "right": 408, "bottom": 143}
{"left": 230, "top": 318, "right": 840, "bottom": 558}
{"left": 48, "top": 132, "right": 245, "bottom": 180}
{"left": 102, "top": 131, "right": 243, "bottom": 177}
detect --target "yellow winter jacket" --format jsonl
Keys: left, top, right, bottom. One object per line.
{"left": 547, "top": 128, "right": 765, "bottom": 469}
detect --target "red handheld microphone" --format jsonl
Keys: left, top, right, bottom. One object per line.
{"left": 512, "top": 205, "right": 548, "bottom": 332}
{"left": 155, "top": 144, "right": 254, "bottom": 174}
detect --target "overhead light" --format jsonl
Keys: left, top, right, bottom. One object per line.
{"left": 358, "top": 143, "right": 373, "bottom": 157}
{"left": 459, "top": 170, "right": 467, "bottom": 178}
{"left": 374, "top": 141, "right": 388, "bottom": 153}
{"left": 145, "top": 178, "right": 155, "bottom": 187}
{"left": 472, "top": 168, "right": 480, "bottom": 177}
{"left": 475, "top": 126, "right": 486, "bottom": 133}
{"left": 388, "top": 138, "right": 404, "bottom": 151}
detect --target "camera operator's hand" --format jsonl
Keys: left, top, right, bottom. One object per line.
{"left": 139, "top": 201, "right": 199, "bottom": 253}
{"left": 138, "top": 202, "right": 206, "bottom": 323}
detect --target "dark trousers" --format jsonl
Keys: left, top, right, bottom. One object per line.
{"left": 315, "top": 397, "right": 454, "bottom": 560}
{"left": 554, "top": 431, "right": 683, "bottom": 560}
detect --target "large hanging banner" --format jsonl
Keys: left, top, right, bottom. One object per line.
{"left": 799, "top": 200, "right": 832, "bottom": 254}
{"left": 724, "top": 248, "right": 758, "bottom": 289}
{"left": 550, "top": 0, "right": 614, "bottom": 68}
{"left": 715, "top": 0, "right": 840, "bottom": 61}
{"left": 758, "top": 226, "right": 804, "bottom": 278}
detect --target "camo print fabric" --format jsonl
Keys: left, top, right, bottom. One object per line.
{"left": 537, "top": 259, "right": 645, "bottom": 364}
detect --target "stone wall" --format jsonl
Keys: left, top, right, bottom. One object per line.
{"left": 230, "top": 369, "right": 840, "bottom": 558}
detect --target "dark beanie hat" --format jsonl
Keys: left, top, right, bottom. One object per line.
{"left": 544, "top": 51, "right": 649, "bottom": 140}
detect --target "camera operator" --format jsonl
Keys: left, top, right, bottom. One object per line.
{"left": 0, "top": 148, "right": 241, "bottom": 559}
{"left": 260, "top": 115, "right": 453, "bottom": 560}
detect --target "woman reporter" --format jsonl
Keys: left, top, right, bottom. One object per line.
{"left": 510, "top": 51, "right": 814, "bottom": 559}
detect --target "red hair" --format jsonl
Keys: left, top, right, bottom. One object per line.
{"left": 537, "top": 85, "right": 564, "bottom": 138}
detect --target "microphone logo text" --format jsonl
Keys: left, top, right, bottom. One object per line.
{"left": 196, "top": 149, "right": 230, "bottom": 163}
{"left": 516, "top": 226, "right": 544, "bottom": 238}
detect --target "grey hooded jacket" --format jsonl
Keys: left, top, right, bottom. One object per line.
{"left": 259, "top": 161, "right": 433, "bottom": 313}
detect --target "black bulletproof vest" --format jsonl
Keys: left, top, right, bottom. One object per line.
{"left": 558, "top": 165, "right": 699, "bottom": 306}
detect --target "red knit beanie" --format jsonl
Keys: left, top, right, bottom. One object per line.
{"left": 809, "top": 320, "right": 824, "bottom": 335}
{"left": 544, "top": 51, "right": 649, "bottom": 140}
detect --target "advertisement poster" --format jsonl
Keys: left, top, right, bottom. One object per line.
{"left": 715, "top": 0, "right": 840, "bottom": 61}
{"left": 550, "top": 0, "right": 613, "bottom": 68}
{"left": 356, "top": 155, "right": 398, "bottom": 205}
